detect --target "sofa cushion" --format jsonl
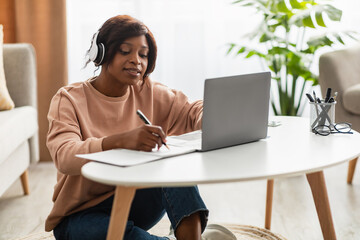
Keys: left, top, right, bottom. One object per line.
{"left": 0, "top": 24, "right": 15, "bottom": 110}
{"left": 343, "top": 84, "right": 360, "bottom": 115}
{"left": 0, "top": 106, "right": 37, "bottom": 164}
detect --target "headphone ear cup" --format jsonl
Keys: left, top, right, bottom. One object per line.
{"left": 94, "top": 43, "right": 105, "bottom": 66}
{"left": 89, "top": 31, "right": 105, "bottom": 65}
{"left": 89, "top": 31, "right": 100, "bottom": 62}
{"left": 89, "top": 42, "right": 98, "bottom": 62}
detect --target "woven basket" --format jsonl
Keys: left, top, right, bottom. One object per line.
{"left": 224, "top": 224, "right": 287, "bottom": 240}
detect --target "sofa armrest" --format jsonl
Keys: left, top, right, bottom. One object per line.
{"left": 343, "top": 84, "right": 360, "bottom": 115}
{"left": 3, "top": 43, "right": 37, "bottom": 108}
{"left": 3, "top": 43, "right": 39, "bottom": 163}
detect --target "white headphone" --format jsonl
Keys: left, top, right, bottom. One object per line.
{"left": 89, "top": 31, "right": 105, "bottom": 66}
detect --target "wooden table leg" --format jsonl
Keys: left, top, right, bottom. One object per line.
{"left": 347, "top": 158, "right": 358, "bottom": 184}
{"left": 265, "top": 179, "right": 274, "bottom": 230}
{"left": 306, "top": 171, "right": 336, "bottom": 240}
{"left": 20, "top": 170, "right": 30, "bottom": 195}
{"left": 107, "top": 186, "right": 136, "bottom": 240}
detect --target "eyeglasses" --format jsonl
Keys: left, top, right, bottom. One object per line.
{"left": 312, "top": 122, "right": 353, "bottom": 136}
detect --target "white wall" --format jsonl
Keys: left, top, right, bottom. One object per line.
{"left": 66, "top": 0, "right": 360, "bottom": 114}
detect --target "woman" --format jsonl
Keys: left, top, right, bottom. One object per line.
{"left": 45, "top": 15, "right": 236, "bottom": 240}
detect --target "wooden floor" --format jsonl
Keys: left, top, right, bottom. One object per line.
{"left": 0, "top": 162, "right": 360, "bottom": 240}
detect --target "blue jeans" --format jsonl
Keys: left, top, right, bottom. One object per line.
{"left": 53, "top": 187, "right": 208, "bottom": 240}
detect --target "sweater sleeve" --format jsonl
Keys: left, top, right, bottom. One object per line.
{"left": 153, "top": 83, "right": 203, "bottom": 136}
{"left": 46, "top": 90, "right": 104, "bottom": 176}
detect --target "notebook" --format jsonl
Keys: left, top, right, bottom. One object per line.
{"left": 77, "top": 71, "right": 271, "bottom": 166}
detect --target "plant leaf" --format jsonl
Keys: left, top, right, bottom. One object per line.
{"left": 324, "top": 4, "right": 342, "bottom": 21}
{"left": 344, "top": 31, "right": 360, "bottom": 41}
{"left": 290, "top": 4, "right": 342, "bottom": 28}
{"left": 301, "top": 46, "right": 316, "bottom": 54}
{"left": 243, "top": 20, "right": 285, "bottom": 42}
{"left": 227, "top": 43, "right": 236, "bottom": 55}
{"left": 245, "top": 50, "right": 256, "bottom": 58}
{"left": 335, "top": 34, "right": 345, "bottom": 45}
{"left": 307, "top": 35, "right": 333, "bottom": 48}
{"left": 259, "top": 33, "right": 272, "bottom": 42}
{"left": 237, "top": 46, "right": 247, "bottom": 54}
{"left": 276, "top": 0, "right": 290, "bottom": 13}
{"left": 289, "top": 0, "right": 306, "bottom": 9}
{"left": 303, "top": 15, "right": 315, "bottom": 28}
{"left": 268, "top": 46, "right": 291, "bottom": 55}
{"left": 306, "top": 31, "right": 358, "bottom": 49}
{"left": 315, "top": 12, "right": 326, "bottom": 27}
{"left": 233, "top": 0, "right": 270, "bottom": 14}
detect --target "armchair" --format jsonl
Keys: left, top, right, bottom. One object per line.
{"left": 319, "top": 44, "right": 360, "bottom": 184}
{"left": 0, "top": 43, "right": 39, "bottom": 196}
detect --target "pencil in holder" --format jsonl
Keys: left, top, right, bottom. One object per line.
{"left": 310, "top": 101, "right": 336, "bottom": 132}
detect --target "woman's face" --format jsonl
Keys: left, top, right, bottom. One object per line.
{"left": 106, "top": 35, "right": 149, "bottom": 86}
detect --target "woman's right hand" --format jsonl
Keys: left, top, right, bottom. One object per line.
{"left": 102, "top": 125, "right": 167, "bottom": 152}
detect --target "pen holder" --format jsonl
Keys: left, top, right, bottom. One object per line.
{"left": 310, "top": 101, "right": 336, "bottom": 132}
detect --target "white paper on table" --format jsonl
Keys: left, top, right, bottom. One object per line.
{"left": 76, "top": 131, "right": 201, "bottom": 167}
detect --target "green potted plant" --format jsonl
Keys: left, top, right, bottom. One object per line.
{"left": 227, "top": 0, "right": 358, "bottom": 116}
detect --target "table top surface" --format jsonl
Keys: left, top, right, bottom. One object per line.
{"left": 82, "top": 116, "right": 360, "bottom": 187}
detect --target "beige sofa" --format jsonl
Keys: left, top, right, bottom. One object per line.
{"left": 0, "top": 43, "right": 39, "bottom": 196}
{"left": 319, "top": 44, "right": 360, "bottom": 184}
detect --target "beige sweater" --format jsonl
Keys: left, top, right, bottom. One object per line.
{"left": 45, "top": 79, "right": 203, "bottom": 231}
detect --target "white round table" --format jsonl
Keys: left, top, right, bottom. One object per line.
{"left": 82, "top": 116, "right": 360, "bottom": 240}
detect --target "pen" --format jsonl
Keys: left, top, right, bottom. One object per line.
{"left": 306, "top": 93, "right": 315, "bottom": 102}
{"left": 313, "top": 90, "right": 318, "bottom": 103}
{"left": 136, "top": 109, "right": 170, "bottom": 150}
{"left": 313, "top": 91, "right": 319, "bottom": 117}
{"left": 328, "top": 91, "right": 337, "bottom": 103}
{"left": 325, "top": 88, "right": 332, "bottom": 103}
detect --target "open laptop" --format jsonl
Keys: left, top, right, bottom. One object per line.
{"left": 167, "top": 71, "right": 271, "bottom": 152}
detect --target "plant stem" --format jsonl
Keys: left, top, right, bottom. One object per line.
{"left": 290, "top": 75, "right": 298, "bottom": 115}
{"left": 271, "top": 101, "right": 278, "bottom": 115}
{"left": 285, "top": 15, "right": 290, "bottom": 114}
{"left": 297, "top": 80, "right": 308, "bottom": 116}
